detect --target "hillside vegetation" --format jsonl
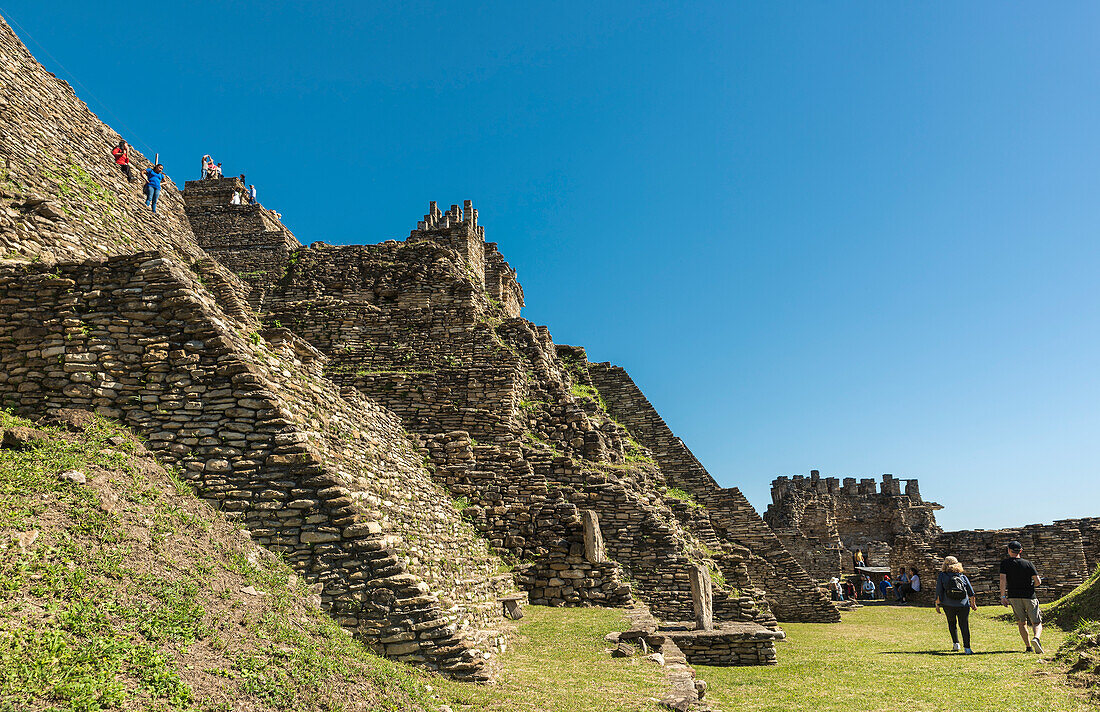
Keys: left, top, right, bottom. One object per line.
{"left": 1047, "top": 565, "right": 1100, "bottom": 629}
{"left": 0, "top": 410, "right": 446, "bottom": 712}
{"left": 1046, "top": 566, "right": 1100, "bottom": 697}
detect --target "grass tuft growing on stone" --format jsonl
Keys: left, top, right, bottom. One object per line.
{"left": 1047, "top": 564, "right": 1100, "bottom": 629}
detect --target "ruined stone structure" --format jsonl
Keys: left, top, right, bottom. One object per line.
{"left": 585, "top": 361, "right": 840, "bottom": 623}
{"left": 0, "top": 15, "right": 851, "bottom": 685}
{"left": 766, "top": 469, "right": 1100, "bottom": 605}
{"left": 764, "top": 471, "right": 943, "bottom": 581}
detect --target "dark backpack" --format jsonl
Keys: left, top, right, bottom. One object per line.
{"left": 944, "top": 574, "right": 967, "bottom": 600}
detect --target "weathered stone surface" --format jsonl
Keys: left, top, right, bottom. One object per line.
{"left": 689, "top": 564, "right": 714, "bottom": 632}
{"left": 59, "top": 469, "right": 87, "bottom": 485}
{"left": 582, "top": 509, "right": 605, "bottom": 564}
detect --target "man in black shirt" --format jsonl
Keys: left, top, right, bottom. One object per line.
{"left": 999, "top": 540, "right": 1043, "bottom": 653}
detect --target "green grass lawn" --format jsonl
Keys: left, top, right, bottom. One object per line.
{"left": 700, "top": 603, "right": 1092, "bottom": 712}
{"left": 435, "top": 607, "right": 666, "bottom": 712}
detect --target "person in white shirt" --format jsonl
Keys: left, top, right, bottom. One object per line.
{"left": 230, "top": 190, "right": 241, "bottom": 205}
{"left": 897, "top": 567, "right": 920, "bottom": 603}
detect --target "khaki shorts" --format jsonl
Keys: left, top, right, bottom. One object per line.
{"left": 1008, "top": 597, "right": 1042, "bottom": 626}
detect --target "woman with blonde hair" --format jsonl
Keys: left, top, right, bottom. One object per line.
{"left": 935, "top": 556, "right": 978, "bottom": 653}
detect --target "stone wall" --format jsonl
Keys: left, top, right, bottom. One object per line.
{"left": 0, "top": 16, "right": 206, "bottom": 267}
{"left": 665, "top": 625, "right": 782, "bottom": 666}
{"left": 182, "top": 177, "right": 302, "bottom": 311}
{"left": 765, "top": 468, "right": 1099, "bottom": 605}
{"left": 0, "top": 16, "right": 537, "bottom": 679}
{"left": 930, "top": 525, "right": 1088, "bottom": 604}
{"left": 585, "top": 360, "right": 840, "bottom": 623}
{"left": 1057, "top": 517, "right": 1100, "bottom": 577}
{"left": 0, "top": 252, "right": 521, "bottom": 679}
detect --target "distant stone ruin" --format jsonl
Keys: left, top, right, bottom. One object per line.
{"left": 764, "top": 471, "right": 943, "bottom": 580}
{"left": 766, "top": 470, "right": 1100, "bottom": 604}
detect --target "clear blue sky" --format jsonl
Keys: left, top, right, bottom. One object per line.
{"left": 5, "top": 2, "right": 1099, "bottom": 530}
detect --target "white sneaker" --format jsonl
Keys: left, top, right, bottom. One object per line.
{"left": 952, "top": 643, "right": 960, "bottom": 652}
{"left": 1032, "top": 637, "right": 1044, "bottom": 654}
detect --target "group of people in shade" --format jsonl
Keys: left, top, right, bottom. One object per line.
{"left": 830, "top": 566, "right": 920, "bottom": 603}
{"left": 108, "top": 141, "right": 262, "bottom": 214}
{"left": 829, "top": 541, "right": 1044, "bottom": 655}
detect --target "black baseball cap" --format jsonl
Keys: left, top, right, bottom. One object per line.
{"left": 1007, "top": 540, "right": 1023, "bottom": 551}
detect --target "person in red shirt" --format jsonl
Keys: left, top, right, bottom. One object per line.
{"left": 111, "top": 140, "right": 132, "bottom": 182}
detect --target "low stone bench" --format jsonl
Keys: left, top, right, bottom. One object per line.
{"left": 663, "top": 621, "right": 784, "bottom": 666}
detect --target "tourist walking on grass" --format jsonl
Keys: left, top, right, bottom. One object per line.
{"left": 1000, "top": 540, "right": 1044, "bottom": 653}
{"left": 144, "top": 164, "right": 166, "bottom": 213}
{"left": 936, "top": 556, "right": 977, "bottom": 653}
{"left": 111, "top": 140, "right": 132, "bottom": 181}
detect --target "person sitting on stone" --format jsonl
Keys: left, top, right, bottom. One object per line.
{"left": 111, "top": 140, "right": 132, "bottom": 182}
{"left": 214, "top": 162, "right": 224, "bottom": 178}
{"left": 878, "top": 573, "right": 893, "bottom": 599}
{"left": 897, "top": 567, "right": 920, "bottom": 603}
{"left": 894, "top": 569, "right": 910, "bottom": 602}
{"left": 854, "top": 549, "right": 865, "bottom": 570}
{"left": 861, "top": 575, "right": 876, "bottom": 600}
{"left": 230, "top": 189, "right": 241, "bottom": 205}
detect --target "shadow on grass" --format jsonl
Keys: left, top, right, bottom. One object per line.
{"left": 878, "top": 650, "right": 1020, "bottom": 656}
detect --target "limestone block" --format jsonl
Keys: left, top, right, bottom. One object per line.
{"left": 689, "top": 564, "right": 714, "bottom": 631}
{"left": 582, "top": 509, "right": 605, "bottom": 564}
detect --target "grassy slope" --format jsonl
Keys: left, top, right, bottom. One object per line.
{"left": 1047, "top": 565, "right": 1100, "bottom": 629}
{"left": 0, "top": 411, "right": 446, "bottom": 712}
{"left": 700, "top": 604, "right": 1091, "bottom": 712}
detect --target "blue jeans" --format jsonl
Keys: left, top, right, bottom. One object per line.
{"left": 145, "top": 185, "right": 160, "bottom": 212}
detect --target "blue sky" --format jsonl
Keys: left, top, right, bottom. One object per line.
{"left": 5, "top": 2, "right": 1099, "bottom": 530}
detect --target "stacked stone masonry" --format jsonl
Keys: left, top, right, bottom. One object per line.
{"left": 585, "top": 361, "right": 840, "bottom": 623}
{"left": 186, "top": 191, "right": 792, "bottom": 631}
{"left": 764, "top": 471, "right": 943, "bottom": 581}
{"left": 0, "top": 253, "right": 517, "bottom": 679}
{"left": 0, "top": 16, "right": 526, "bottom": 679}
